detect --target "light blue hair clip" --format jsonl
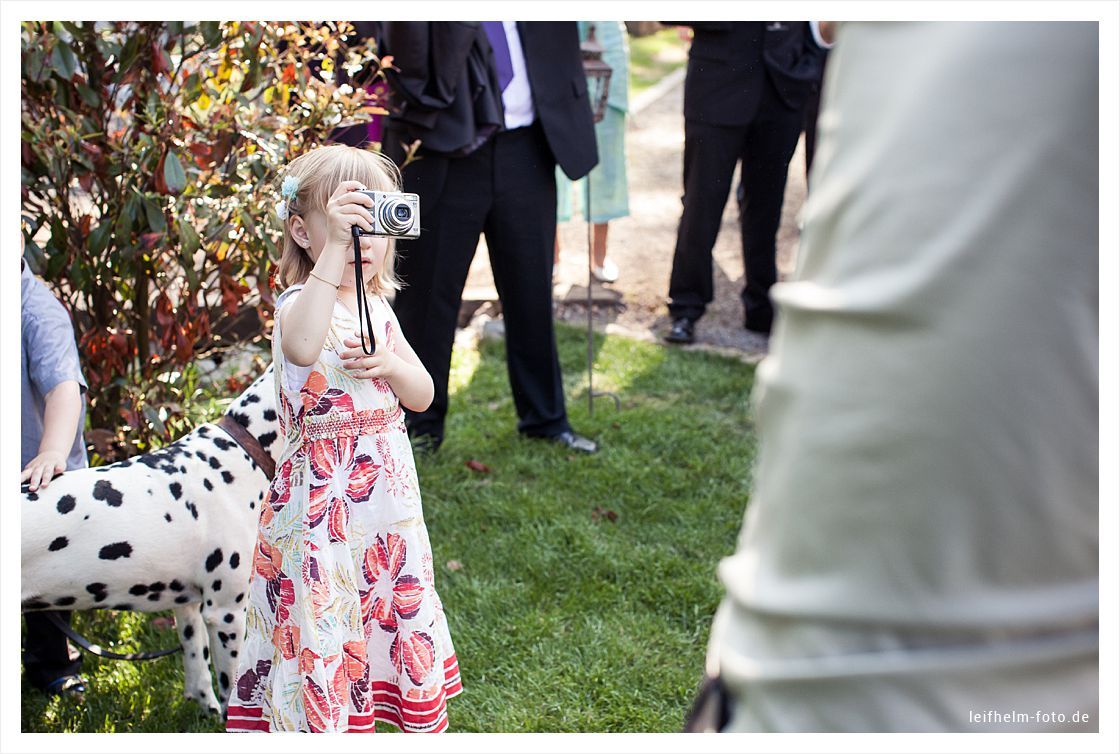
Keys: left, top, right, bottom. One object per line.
{"left": 281, "top": 175, "right": 300, "bottom": 199}
{"left": 277, "top": 175, "right": 300, "bottom": 221}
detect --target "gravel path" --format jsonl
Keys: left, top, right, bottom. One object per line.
{"left": 461, "top": 74, "right": 809, "bottom": 359}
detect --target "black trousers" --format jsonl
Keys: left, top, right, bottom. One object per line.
{"left": 667, "top": 86, "right": 804, "bottom": 334}
{"left": 388, "top": 121, "right": 571, "bottom": 439}
{"left": 23, "top": 610, "right": 81, "bottom": 690}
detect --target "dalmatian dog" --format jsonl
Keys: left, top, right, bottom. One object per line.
{"left": 21, "top": 365, "right": 280, "bottom": 716}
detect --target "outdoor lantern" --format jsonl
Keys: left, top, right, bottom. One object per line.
{"left": 580, "top": 23, "right": 612, "bottom": 124}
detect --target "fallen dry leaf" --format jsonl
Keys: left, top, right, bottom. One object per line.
{"left": 465, "top": 459, "right": 492, "bottom": 474}
{"left": 592, "top": 506, "right": 620, "bottom": 524}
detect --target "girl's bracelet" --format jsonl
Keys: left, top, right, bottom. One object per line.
{"left": 309, "top": 270, "right": 340, "bottom": 289}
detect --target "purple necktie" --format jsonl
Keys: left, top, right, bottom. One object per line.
{"left": 482, "top": 21, "right": 514, "bottom": 91}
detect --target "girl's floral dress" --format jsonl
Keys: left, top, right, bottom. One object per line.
{"left": 227, "top": 285, "right": 461, "bottom": 733}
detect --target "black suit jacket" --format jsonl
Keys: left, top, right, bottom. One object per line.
{"left": 672, "top": 21, "right": 826, "bottom": 126}
{"left": 375, "top": 21, "right": 598, "bottom": 180}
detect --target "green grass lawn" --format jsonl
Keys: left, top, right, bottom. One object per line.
{"left": 21, "top": 324, "right": 757, "bottom": 733}
{"left": 628, "top": 26, "right": 689, "bottom": 97}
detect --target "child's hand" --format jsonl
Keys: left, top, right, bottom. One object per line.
{"left": 22, "top": 450, "right": 67, "bottom": 492}
{"left": 324, "top": 181, "right": 376, "bottom": 253}
{"left": 340, "top": 332, "right": 402, "bottom": 381}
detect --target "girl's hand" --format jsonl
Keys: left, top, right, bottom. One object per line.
{"left": 22, "top": 450, "right": 67, "bottom": 492}
{"left": 340, "top": 333, "right": 402, "bottom": 380}
{"left": 325, "top": 181, "right": 376, "bottom": 253}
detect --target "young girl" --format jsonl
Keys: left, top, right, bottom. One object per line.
{"left": 226, "top": 145, "right": 462, "bottom": 733}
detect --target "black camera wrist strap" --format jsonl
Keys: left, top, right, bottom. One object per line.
{"left": 352, "top": 226, "right": 377, "bottom": 355}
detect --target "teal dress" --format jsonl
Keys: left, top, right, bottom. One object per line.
{"left": 557, "top": 21, "right": 630, "bottom": 224}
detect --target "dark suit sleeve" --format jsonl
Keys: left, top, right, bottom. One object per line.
{"left": 380, "top": 21, "right": 480, "bottom": 111}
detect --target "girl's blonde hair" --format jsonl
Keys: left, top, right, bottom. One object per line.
{"left": 277, "top": 144, "right": 404, "bottom": 294}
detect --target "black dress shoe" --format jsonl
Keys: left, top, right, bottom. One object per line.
{"left": 539, "top": 430, "right": 599, "bottom": 454}
{"left": 665, "top": 317, "right": 696, "bottom": 344}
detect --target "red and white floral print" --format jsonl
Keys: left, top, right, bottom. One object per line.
{"left": 227, "top": 291, "right": 460, "bottom": 734}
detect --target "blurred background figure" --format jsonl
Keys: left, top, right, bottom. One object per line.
{"left": 376, "top": 21, "right": 601, "bottom": 454}
{"left": 554, "top": 21, "right": 631, "bottom": 285}
{"left": 663, "top": 21, "right": 828, "bottom": 347}
{"left": 689, "top": 22, "right": 1099, "bottom": 732}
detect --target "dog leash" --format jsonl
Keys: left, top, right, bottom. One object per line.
{"left": 44, "top": 611, "right": 182, "bottom": 661}
{"left": 216, "top": 414, "right": 276, "bottom": 480}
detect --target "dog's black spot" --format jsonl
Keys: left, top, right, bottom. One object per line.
{"left": 244, "top": 393, "right": 261, "bottom": 405}
{"left": 54, "top": 596, "right": 76, "bottom": 606}
{"left": 26, "top": 491, "right": 39, "bottom": 501}
{"left": 198, "top": 425, "right": 210, "bottom": 437}
{"left": 170, "top": 580, "right": 185, "bottom": 592}
{"left": 175, "top": 595, "right": 190, "bottom": 604}
{"left": 196, "top": 450, "right": 208, "bottom": 461}
{"left": 229, "top": 552, "right": 240, "bottom": 569}
{"left": 48, "top": 536, "right": 68, "bottom": 551}
{"left": 83, "top": 515, "right": 89, "bottom": 520}
{"left": 23, "top": 598, "right": 51, "bottom": 610}
{"left": 224, "top": 613, "right": 234, "bottom": 624}
{"left": 112, "top": 603, "right": 132, "bottom": 610}
{"left": 203, "top": 478, "right": 213, "bottom": 491}
{"left": 263, "top": 409, "right": 277, "bottom": 421}
{"left": 206, "top": 599, "right": 212, "bottom": 607}
{"left": 235, "top": 593, "right": 245, "bottom": 603}
{"left": 220, "top": 672, "right": 230, "bottom": 689}
{"left": 218, "top": 631, "right": 229, "bottom": 645}
{"left": 208, "top": 456, "right": 221, "bottom": 470}
{"left": 249, "top": 502, "right": 255, "bottom": 510}
{"left": 178, "top": 465, "right": 186, "bottom": 473}
{"left": 186, "top": 502, "right": 199, "bottom": 519}
{"left": 162, "top": 464, "right": 178, "bottom": 475}
{"left": 213, "top": 436, "right": 234, "bottom": 451}
{"left": 258, "top": 431, "right": 278, "bottom": 449}
{"left": 190, "top": 652, "right": 196, "bottom": 658}
{"left": 86, "top": 583, "right": 108, "bottom": 602}
{"left": 130, "top": 584, "right": 150, "bottom": 595}
{"left": 184, "top": 624, "right": 194, "bottom": 639}
{"left": 169, "top": 482, "right": 183, "bottom": 500}
{"left": 230, "top": 411, "right": 251, "bottom": 429}
{"left": 221, "top": 471, "right": 234, "bottom": 484}
{"left": 99, "top": 542, "right": 132, "bottom": 560}
{"left": 118, "top": 459, "right": 132, "bottom": 468}
{"left": 147, "top": 592, "right": 162, "bottom": 601}
{"left": 205, "top": 548, "right": 223, "bottom": 572}
{"left": 150, "top": 582, "right": 166, "bottom": 591}
{"left": 165, "top": 513, "right": 173, "bottom": 522}
{"left": 203, "top": 647, "right": 209, "bottom": 660}
{"left": 93, "top": 480, "right": 124, "bottom": 507}
{"left": 230, "top": 650, "right": 238, "bottom": 658}
{"left": 57, "top": 495, "right": 76, "bottom": 514}
{"left": 212, "top": 579, "right": 222, "bottom": 592}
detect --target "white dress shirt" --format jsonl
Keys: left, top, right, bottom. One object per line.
{"left": 498, "top": 21, "right": 535, "bottom": 130}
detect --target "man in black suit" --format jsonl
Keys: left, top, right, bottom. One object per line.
{"left": 664, "top": 22, "right": 829, "bottom": 345}
{"left": 374, "top": 22, "right": 600, "bottom": 453}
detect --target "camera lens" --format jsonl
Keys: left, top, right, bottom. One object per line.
{"left": 379, "top": 199, "right": 414, "bottom": 234}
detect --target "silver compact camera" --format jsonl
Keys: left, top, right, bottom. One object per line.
{"left": 354, "top": 190, "right": 420, "bottom": 239}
